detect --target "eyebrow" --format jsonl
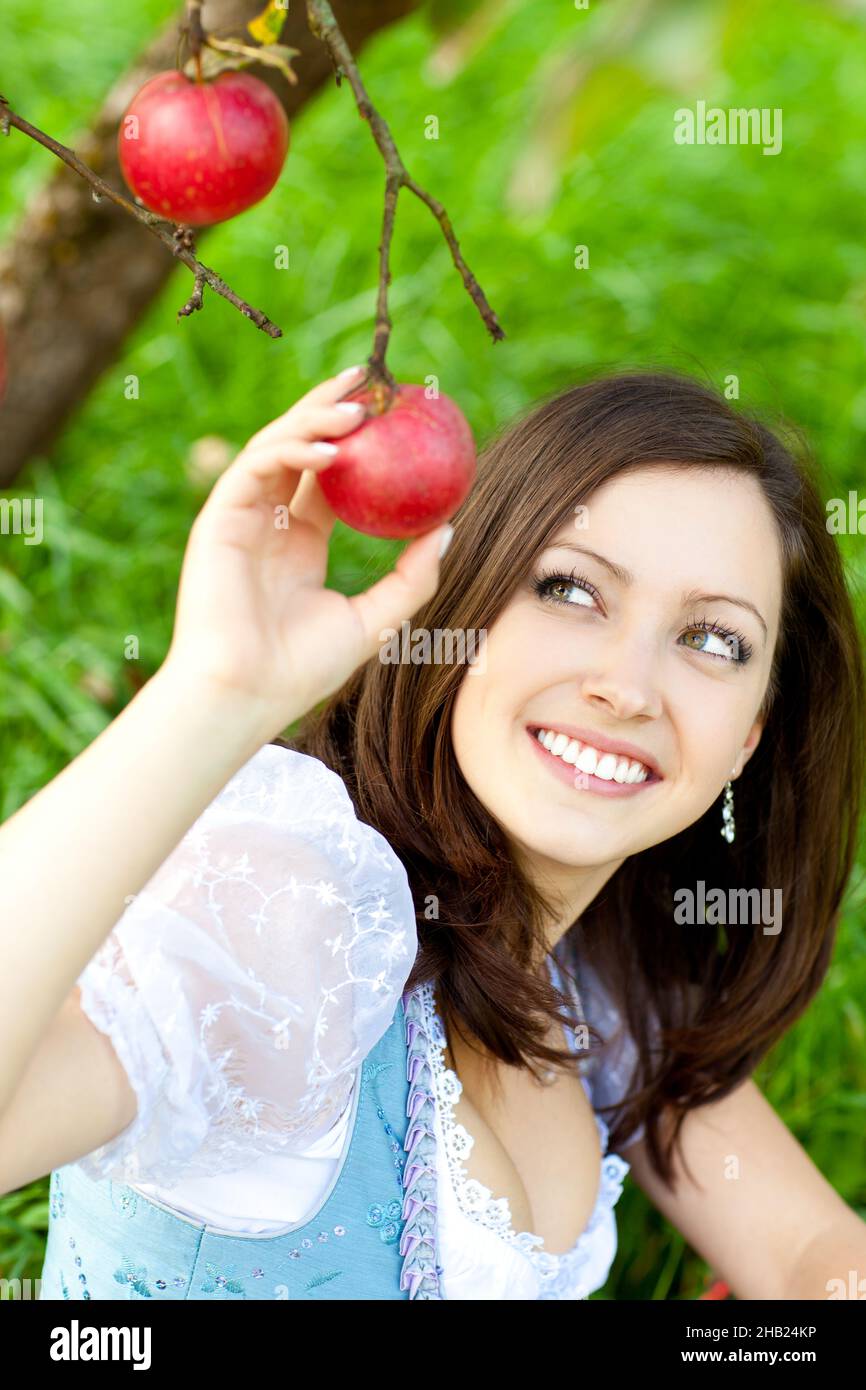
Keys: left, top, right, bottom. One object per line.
{"left": 545, "top": 541, "right": 769, "bottom": 641}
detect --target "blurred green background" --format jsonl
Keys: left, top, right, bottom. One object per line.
{"left": 1, "top": 0, "right": 865, "bottom": 1299}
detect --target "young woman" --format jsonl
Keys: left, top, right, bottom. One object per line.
{"left": 1, "top": 365, "right": 864, "bottom": 1301}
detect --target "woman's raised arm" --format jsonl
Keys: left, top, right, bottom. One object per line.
{"left": 0, "top": 365, "right": 451, "bottom": 1121}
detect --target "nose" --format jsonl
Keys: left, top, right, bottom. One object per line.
{"left": 578, "top": 632, "right": 663, "bottom": 722}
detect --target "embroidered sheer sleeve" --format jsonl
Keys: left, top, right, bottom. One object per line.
{"left": 73, "top": 743, "right": 418, "bottom": 1188}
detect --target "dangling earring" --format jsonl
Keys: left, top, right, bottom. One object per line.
{"left": 720, "top": 779, "right": 735, "bottom": 844}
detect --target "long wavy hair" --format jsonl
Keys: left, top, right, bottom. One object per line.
{"left": 283, "top": 369, "right": 866, "bottom": 1186}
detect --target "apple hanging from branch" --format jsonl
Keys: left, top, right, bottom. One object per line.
{"left": 117, "top": 0, "right": 298, "bottom": 227}
{"left": 298, "top": 2, "right": 502, "bottom": 540}
{"left": 318, "top": 384, "right": 476, "bottom": 540}
{"left": 118, "top": 69, "right": 290, "bottom": 227}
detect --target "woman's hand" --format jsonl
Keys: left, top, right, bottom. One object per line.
{"left": 162, "top": 366, "right": 453, "bottom": 734}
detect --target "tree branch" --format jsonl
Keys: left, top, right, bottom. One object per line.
{"left": 0, "top": 94, "right": 282, "bottom": 337}
{"left": 305, "top": 0, "right": 504, "bottom": 400}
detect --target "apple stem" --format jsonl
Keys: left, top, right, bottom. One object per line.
{"left": 335, "top": 358, "right": 395, "bottom": 414}
{"left": 185, "top": 0, "right": 206, "bottom": 83}
{"left": 366, "top": 368, "right": 397, "bottom": 415}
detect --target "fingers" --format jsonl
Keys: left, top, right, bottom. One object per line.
{"left": 239, "top": 435, "right": 342, "bottom": 483}
{"left": 206, "top": 367, "right": 372, "bottom": 512}
{"left": 246, "top": 400, "right": 367, "bottom": 453}
{"left": 288, "top": 469, "right": 338, "bottom": 541}
{"left": 347, "top": 523, "right": 453, "bottom": 651}
{"left": 290, "top": 400, "right": 367, "bottom": 443}
{"left": 206, "top": 438, "right": 334, "bottom": 517}
{"left": 294, "top": 364, "right": 369, "bottom": 411}
{"left": 244, "top": 366, "right": 370, "bottom": 452}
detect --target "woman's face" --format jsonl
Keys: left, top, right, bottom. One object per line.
{"left": 450, "top": 465, "right": 783, "bottom": 886}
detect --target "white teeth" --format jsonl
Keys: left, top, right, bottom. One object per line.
{"left": 595, "top": 753, "right": 618, "bottom": 781}
{"left": 533, "top": 728, "right": 653, "bottom": 784}
{"left": 575, "top": 745, "right": 598, "bottom": 775}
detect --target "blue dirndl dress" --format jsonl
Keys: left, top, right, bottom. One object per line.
{"left": 38, "top": 743, "right": 637, "bottom": 1301}
{"left": 40, "top": 987, "right": 441, "bottom": 1300}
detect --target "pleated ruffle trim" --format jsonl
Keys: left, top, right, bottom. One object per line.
{"left": 398, "top": 988, "right": 443, "bottom": 1299}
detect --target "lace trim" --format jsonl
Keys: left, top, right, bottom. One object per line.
{"left": 420, "top": 972, "right": 632, "bottom": 1297}
{"left": 534, "top": 1152, "right": 630, "bottom": 1298}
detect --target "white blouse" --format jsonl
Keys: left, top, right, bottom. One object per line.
{"left": 73, "top": 743, "right": 645, "bottom": 1300}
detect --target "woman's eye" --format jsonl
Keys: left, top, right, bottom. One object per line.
{"left": 547, "top": 580, "right": 594, "bottom": 606}
{"left": 681, "top": 628, "right": 740, "bottom": 662}
{"left": 533, "top": 573, "right": 597, "bottom": 608}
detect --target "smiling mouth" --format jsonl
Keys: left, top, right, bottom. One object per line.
{"left": 528, "top": 725, "right": 661, "bottom": 785}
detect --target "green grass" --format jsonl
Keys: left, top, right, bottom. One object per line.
{"left": 1, "top": 0, "right": 865, "bottom": 1298}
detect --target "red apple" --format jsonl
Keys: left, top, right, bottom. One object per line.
{"left": 317, "top": 384, "right": 476, "bottom": 539}
{"left": 118, "top": 69, "right": 289, "bottom": 226}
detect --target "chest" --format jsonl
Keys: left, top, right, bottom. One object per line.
{"left": 443, "top": 1019, "right": 602, "bottom": 1256}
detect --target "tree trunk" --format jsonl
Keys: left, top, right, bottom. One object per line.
{"left": 0, "top": 0, "right": 420, "bottom": 483}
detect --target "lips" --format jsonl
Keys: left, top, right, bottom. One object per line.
{"left": 527, "top": 722, "right": 663, "bottom": 782}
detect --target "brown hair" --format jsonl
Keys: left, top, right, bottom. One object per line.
{"left": 284, "top": 369, "right": 866, "bottom": 1186}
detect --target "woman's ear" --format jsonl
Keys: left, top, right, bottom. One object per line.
{"left": 732, "top": 719, "right": 764, "bottom": 779}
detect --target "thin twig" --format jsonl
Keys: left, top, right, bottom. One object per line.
{"left": 0, "top": 94, "right": 282, "bottom": 337}
{"left": 306, "top": 0, "right": 504, "bottom": 400}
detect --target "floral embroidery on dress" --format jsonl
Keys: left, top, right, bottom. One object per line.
{"left": 305, "top": 1270, "right": 343, "bottom": 1291}
{"left": 198, "top": 1261, "right": 246, "bottom": 1297}
{"left": 366, "top": 1198, "right": 404, "bottom": 1243}
{"left": 113, "top": 1258, "right": 152, "bottom": 1297}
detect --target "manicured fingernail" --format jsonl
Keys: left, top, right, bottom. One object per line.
{"left": 313, "top": 441, "right": 339, "bottom": 455}
{"left": 438, "top": 524, "right": 454, "bottom": 558}
{"left": 337, "top": 364, "right": 364, "bottom": 380}
{"left": 336, "top": 401, "right": 365, "bottom": 413}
